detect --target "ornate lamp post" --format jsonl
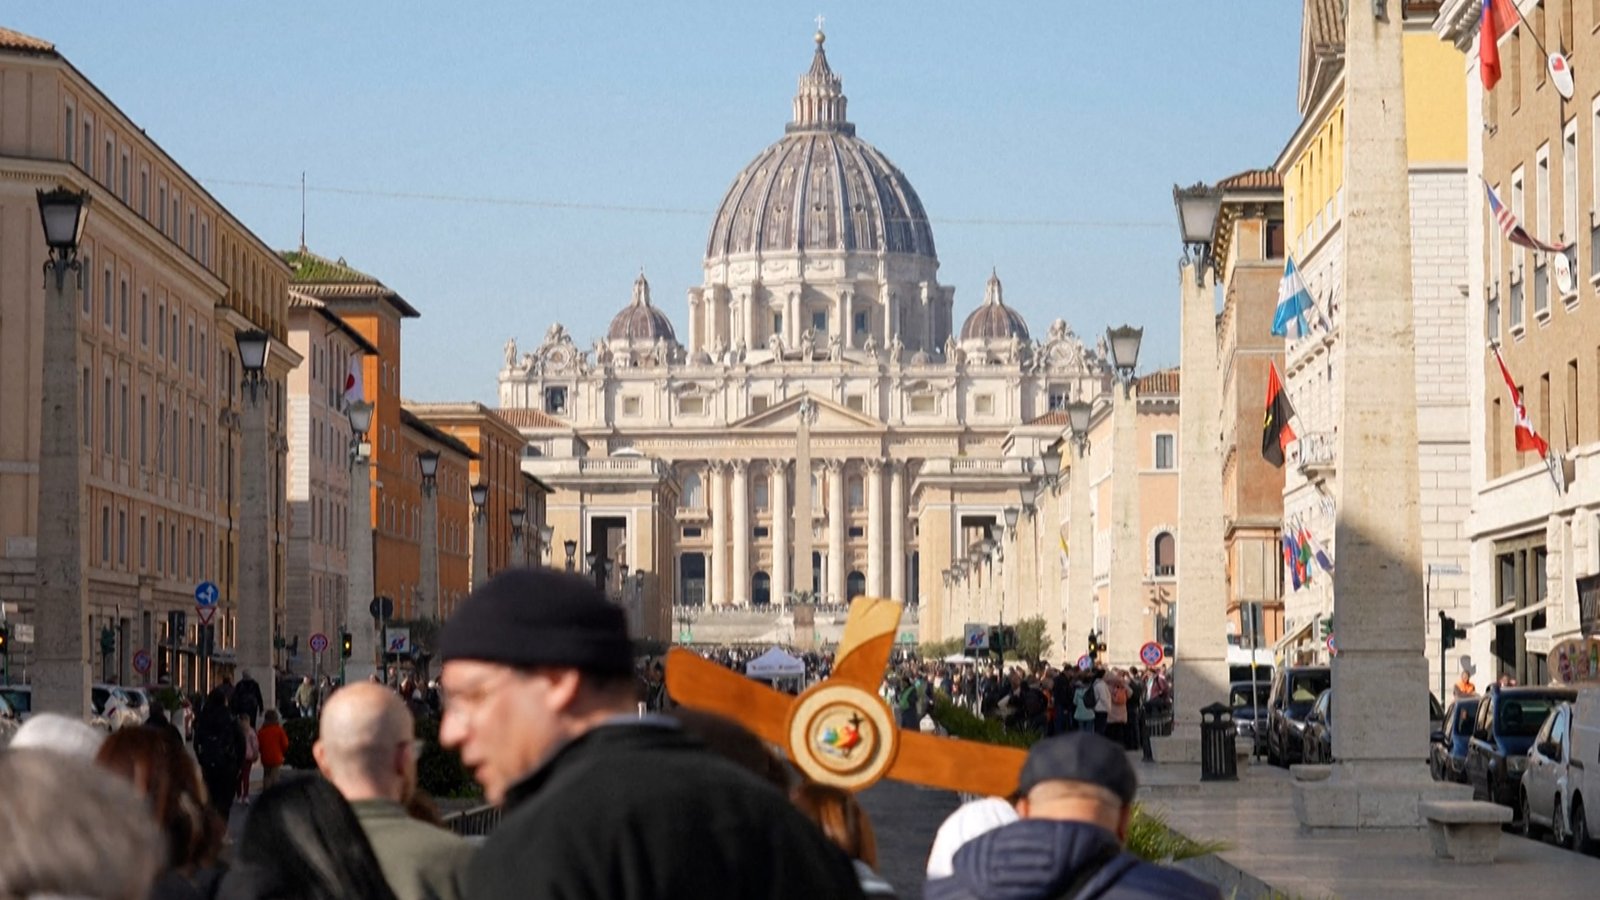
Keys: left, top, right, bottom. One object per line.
{"left": 1172, "top": 182, "right": 1224, "bottom": 284}
{"left": 417, "top": 450, "right": 441, "bottom": 620}
{"left": 538, "top": 526, "right": 554, "bottom": 566}
{"left": 563, "top": 539, "right": 578, "bottom": 572}
{"left": 1104, "top": 325, "right": 1143, "bottom": 666}
{"left": 345, "top": 397, "right": 377, "bottom": 683}
{"left": 235, "top": 328, "right": 276, "bottom": 708}
{"left": 33, "top": 188, "right": 92, "bottom": 718}
{"left": 470, "top": 482, "right": 489, "bottom": 590}
{"left": 508, "top": 508, "right": 526, "bottom": 568}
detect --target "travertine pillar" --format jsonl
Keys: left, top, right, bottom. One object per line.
{"left": 419, "top": 484, "right": 439, "bottom": 621}
{"left": 771, "top": 461, "right": 790, "bottom": 604}
{"left": 1066, "top": 451, "right": 1093, "bottom": 664}
{"left": 1154, "top": 263, "right": 1230, "bottom": 764}
{"left": 346, "top": 449, "right": 376, "bottom": 683}
{"left": 709, "top": 461, "right": 728, "bottom": 605}
{"left": 471, "top": 507, "right": 488, "bottom": 590}
{"left": 889, "top": 462, "right": 907, "bottom": 603}
{"left": 794, "top": 401, "right": 816, "bottom": 596}
{"left": 828, "top": 460, "right": 847, "bottom": 603}
{"left": 34, "top": 263, "right": 90, "bottom": 719}
{"left": 731, "top": 461, "right": 750, "bottom": 605}
{"left": 1108, "top": 383, "right": 1142, "bottom": 665}
{"left": 866, "top": 460, "right": 885, "bottom": 596}
{"left": 238, "top": 379, "right": 276, "bottom": 710}
{"left": 1294, "top": 5, "right": 1470, "bottom": 827}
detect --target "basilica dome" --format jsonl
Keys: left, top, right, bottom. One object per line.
{"left": 608, "top": 272, "right": 677, "bottom": 342}
{"left": 704, "top": 32, "right": 937, "bottom": 261}
{"left": 960, "top": 271, "right": 1030, "bottom": 341}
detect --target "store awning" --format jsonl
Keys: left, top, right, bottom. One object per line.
{"left": 1474, "top": 600, "right": 1550, "bottom": 628}
{"left": 1275, "top": 619, "right": 1315, "bottom": 654}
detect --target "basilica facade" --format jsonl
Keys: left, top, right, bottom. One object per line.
{"left": 498, "top": 33, "right": 1174, "bottom": 653}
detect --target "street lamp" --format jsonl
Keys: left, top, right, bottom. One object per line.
{"left": 1106, "top": 326, "right": 1144, "bottom": 385}
{"left": 236, "top": 330, "right": 271, "bottom": 405}
{"left": 1066, "top": 400, "right": 1093, "bottom": 456}
{"left": 1173, "top": 181, "right": 1223, "bottom": 284}
{"left": 344, "top": 393, "right": 377, "bottom": 683}
{"left": 538, "top": 525, "right": 555, "bottom": 564}
{"left": 417, "top": 450, "right": 440, "bottom": 496}
{"left": 470, "top": 482, "right": 488, "bottom": 512}
{"left": 37, "top": 187, "right": 91, "bottom": 285}
{"left": 1004, "top": 507, "right": 1020, "bottom": 532}
{"left": 509, "top": 508, "right": 526, "bottom": 568}
{"left": 233, "top": 324, "right": 274, "bottom": 706}
{"left": 469, "top": 481, "right": 489, "bottom": 591}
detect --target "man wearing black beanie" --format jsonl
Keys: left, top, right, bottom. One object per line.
{"left": 437, "top": 567, "right": 864, "bottom": 899}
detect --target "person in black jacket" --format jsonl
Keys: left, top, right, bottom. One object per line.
{"left": 436, "top": 567, "right": 865, "bottom": 900}
{"left": 231, "top": 670, "right": 264, "bottom": 728}
{"left": 925, "top": 733, "right": 1221, "bottom": 900}
{"left": 193, "top": 687, "right": 245, "bottom": 820}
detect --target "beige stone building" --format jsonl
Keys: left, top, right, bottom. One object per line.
{"left": 497, "top": 33, "right": 1188, "bottom": 659}
{"left": 1440, "top": 0, "right": 1600, "bottom": 685}
{"left": 1273, "top": 1, "right": 1472, "bottom": 677}
{"left": 0, "top": 27, "right": 296, "bottom": 689}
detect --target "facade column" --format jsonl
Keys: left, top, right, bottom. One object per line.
{"left": 866, "top": 459, "right": 885, "bottom": 597}
{"left": 731, "top": 460, "right": 751, "bottom": 606}
{"left": 889, "top": 462, "right": 907, "bottom": 603}
{"left": 34, "top": 257, "right": 89, "bottom": 719}
{"left": 238, "top": 374, "right": 276, "bottom": 710}
{"left": 709, "top": 461, "right": 728, "bottom": 605}
{"left": 419, "top": 475, "right": 440, "bottom": 621}
{"left": 827, "top": 460, "right": 847, "bottom": 604}
{"left": 470, "top": 506, "right": 488, "bottom": 590}
{"left": 346, "top": 445, "right": 376, "bottom": 683}
{"left": 770, "top": 461, "right": 790, "bottom": 604}
{"left": 793, "top": 401, "right": 816, "bottom": 596}
{"left": 1108, "top": 381, "right": 1142, "bottom": 666}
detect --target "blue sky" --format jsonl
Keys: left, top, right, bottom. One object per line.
{"left": 11, "top": 3, "right": 1304, "bottom": 404}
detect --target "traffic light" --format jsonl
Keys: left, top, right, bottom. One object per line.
{"left": 988, "top": 626, "right": 1003, "bottom": 654}
{"left": 340, "top": 631, "right": 353, "bottom": 660}
{"left": 1087, "top": 630, "right": 1099, "bottom": 657}
{"left": 0, "top": 625, "right": 9, "bottom": 656}
{"left": 1003, "top": 626, "right": 1018, "bottom": 652}
{"left": 100, "top": 626, "right": 116, "bottom": 657}
{"left": 1440, "top": 613, "right": 1467, "bottom": 650}
{"left": 1317, "top": 614, "right": 1334, "bottom": 642}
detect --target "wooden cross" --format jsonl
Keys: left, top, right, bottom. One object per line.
{"left": 666, "top": 597, "right": 1026, "bottom": 796}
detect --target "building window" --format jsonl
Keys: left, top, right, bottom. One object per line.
{"left": 848, "top": 476, "right": 864, "bottom": 509}
{"left": 117, "top": 510, "right": 127, "bottom": 567}
{"left": 622, "top": 395, "right": 641, "bottom": 416}
{"left": 847, "top": 571, "right": 866, "bottom": 600}
{"left": 682, "top": 527, "right": 703, "bottom": 539}
{"left": 751, "top": 395, "right": 770, "bottom": 414}
{"left": 119, "top": 383, "right": 128, "bottom": 459}
{"left": 848, "top": 526, "right": 865, "bottom": 538}
{"left": 910, "top": 393, "right": 937, "bottom": 414}
{"left": 102, "top": 375, "right": 112, "bottom": 455}
{"left": 1563, "top": 121, "right": 1578, "bottom": 288}
{"left": 754, "top": 477, "right": 769, "bottom": 509}
{"left": 158, "top": 184, "right": 167, "bottom": 232}
{"left": 681, "top": 472, "right": 704, "bottom": 509}
{"left": 846, "top": 395, "right": 864, "bottom": 412}
{"left": 752, "top": 572, "right": 771, "bottom": 606}
{"left": 853, "top": 311, "right": 868, "bottom": 337}
{"left": 140, "top": 292, "right": 149, "bottom": 345}
{"left": 1535, "top": 146, "right": 1551, "bottom": 317}
{"left": 678, "top": 395, "right": 705, "bottom": 416}
{"left": 138, "top": 395, "right": 147, "bottom": 467}
{"left": 773, "top": 313, "right": 783, "bottom": 336}
{"left": 119, "top": 278, "right": 129, "bottom": 335}
{"left": 544, "top": 386, "right": 566, "bottom": 413}
{"left": 139, "top": 168, "right": 148, "bottom": 217}
{"left": 82, "top": 367, "right": 92, "bottom": 447}
{"left": 1155, "top": 434, "right": 1176, "bottom": 470}
{"left": 64, "top": 105, "right": 74, "bottom": 162}
{"left": 139, "top": 514, "right": 147, "bottom": 569}
{"left": 101, "top": 506, "right": 110, "bottom": 563}
{"left": 754, "top": 526, "right": 770, "bottom": 538}
{"left": 974, "top": 394, "right": 994, "bottom": 415}
{"left": 1049, "top": 390, "right": 1069, "bottom": 411}
{"left": 154, "top": 521, "right": 163, "bottom": 575}
{"left": 1154, "top": 532, "right": 1176, "bottom": 577}
{"left": 812, "top": 310, "right": 827, "bottom": 334}
{"left": 157, "top": 301, "right": 166, "bottom": 357}
{"left": 102, "top": 268, "right": 112, "bottom": 328}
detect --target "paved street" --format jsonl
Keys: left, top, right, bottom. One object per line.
{"left": 857, "top": 779, "right": 962, "bottom": 899}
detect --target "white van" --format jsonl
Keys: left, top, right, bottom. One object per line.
{"left": 1521, "top": 690, "right": 1600, "bottom": 851}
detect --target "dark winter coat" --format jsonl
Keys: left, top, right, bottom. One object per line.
{"left": 230, "top": 677, "right": 263, "bottom": 725}
{"left": 466, "top": 720, "right": 865, "bottom": 900}
{"left": 924, "top": 819, "right": 1221, "bottom": 900}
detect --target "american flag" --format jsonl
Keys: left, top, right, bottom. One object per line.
{"left": 1484, "top": 180, "right": 1567, "bottom": 254}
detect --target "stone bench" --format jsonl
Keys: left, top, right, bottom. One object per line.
{"left": 1420, "top": 800, "right": 1512, "bottom": 864}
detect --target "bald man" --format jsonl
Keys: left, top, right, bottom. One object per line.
{"left": 314, "top": 683, "right": 473, "bottom": 900}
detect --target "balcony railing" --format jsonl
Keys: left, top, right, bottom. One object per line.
{"left": 1295, "top": 430, "right": 1337, "bottom": 481}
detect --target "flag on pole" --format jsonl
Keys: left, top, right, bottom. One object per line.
{"left": 1272, "top": 256, "right": 1314, "bottom": 339}
{"left": 1297, "top": 526, "right": 1316, "bottom": 583}
{"left": 344, "top": 356, "right": 364, "bottom": 408}
{"left": 1262, "top": 362, "right": 1297, "bottom": 468}
{"left": 1282, "top": 532, "right": 1302, "bottom": 591}
{"left": 1491, "top": 346, "right": 1550, "bottom": 457}
{"left": 1480, "top": 0, "right": 1518, "bottom": 91}
{"left": 1308, "top": 531, "right": 1335, "bottom": 575}
{"left": 1485, "top": 180, "right": 1568, "bottom": 254}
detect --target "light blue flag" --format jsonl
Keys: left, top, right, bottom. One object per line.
{"left": 1273, "top": 256, "right": 1314, "bottom": 339}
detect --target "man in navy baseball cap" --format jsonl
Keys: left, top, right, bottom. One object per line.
{"left": 925, "top": 733, "right": 1221, "bottom": 899}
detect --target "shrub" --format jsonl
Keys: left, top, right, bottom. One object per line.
{"left": 930, "top": 693, "right": 1037, "bottom": 749}
{"left": 413, "top": 716, "right": 481, "bottom": 800}
{"left": 283, "top": 716, "right": 319, "bottom": 770}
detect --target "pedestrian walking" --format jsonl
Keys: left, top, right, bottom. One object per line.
{"left": 216, "top": 777, "right": 399, "bottom": 900}
{"left": 793, "top": 781, "right": 897, "bottom": 898}
{"left": 436, "top": 567, "right": 865, "bottom": 899}
{"left": 95, "top": 726, "right": 227, "bottom": 899}
{"left": 924, "top": 733, "right": 1221, "bottom": 899}
{"left": 296, "top": 676, "right": 318, "bottom": 718}
{"left": 232, "top": 669, "right": 264, "bottom": 729}
{"left": 257, "top": 709, "right": 290, "bottom": 791}
{"left": 236, "top": 712, "right": 260, "bottom": 804}
{"left": 192, "top": 689, "right": 244, "bottom": 820}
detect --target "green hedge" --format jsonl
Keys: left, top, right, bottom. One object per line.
{"left": 280, "top": 713, "right": 480, "bottom": 801}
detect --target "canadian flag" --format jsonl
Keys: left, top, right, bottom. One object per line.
{"left": 344, "top": 356, "right": 364, "bottom": 408}
{"left": 1493, "top": 346, "right": 1549, "bottom": 457}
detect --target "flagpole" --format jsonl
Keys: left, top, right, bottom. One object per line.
{"left": 1506, "top": 1, "right": 1552, "bottom": 57}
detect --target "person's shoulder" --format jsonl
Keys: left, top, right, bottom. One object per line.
{"left": 1110, "top": 857, "right": 1223, "bottom": 899}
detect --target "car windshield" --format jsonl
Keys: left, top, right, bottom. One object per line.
{"left": 1286, "top": 671, "right": 1331, "bottom": 716}
{"left": 1497, "top": 696, "right": 1561, "bottom": 738}
{"left": 1230, "top": 684, "right": 1270, "bottom": 708}
{"left": 1451, "top": 699, "right": 1479, "bottom": 735}
{"left": 91, "top": 688, "right": 109, "bottom": 712}
{"left": 121, "top": 690, "right": 144, "bottom": 708}
{"left": 2, "top": 690, "right": 29, "bottom": 714}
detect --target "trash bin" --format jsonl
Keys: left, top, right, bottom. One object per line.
{"left": 1200, "top": 702, "right": 1238, "bottom": 782}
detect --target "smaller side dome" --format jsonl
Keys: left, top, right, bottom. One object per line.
{"left": 959, "top": 270, "right": 1030, "bottom": 341}
{"left": 608, "top": 272, "right": 678, "bottom": 342}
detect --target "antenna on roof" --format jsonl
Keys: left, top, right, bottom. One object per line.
{"left": 299, "top": 171, "right": 307, "bottom": 253}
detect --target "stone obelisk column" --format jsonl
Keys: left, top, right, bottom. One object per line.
{"left": 237, "top": 374, "right": 276, "bottom": 710}
{"left": 1294, "top": 4, "right": 1470, "bottom": 827}
{"left": 1108, "top": 381, "right": 1142, "bottom": 665}
{"left": 1066, "top": 442, "right": 1093, "bottom": 665}
{"left": 1154, "top": 262, "right": 1230, "bottom": 764}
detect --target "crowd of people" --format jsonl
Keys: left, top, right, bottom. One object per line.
{"left": 0, "top": 567, "right": 1215, "bottom": 899}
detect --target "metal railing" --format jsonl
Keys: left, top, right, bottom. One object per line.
{"left": 442, "top": 804, "right": 501, "bottom": 838}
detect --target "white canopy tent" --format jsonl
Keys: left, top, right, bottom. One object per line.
{"left": 745, "top": 647, "right": 806, "bottom": 680}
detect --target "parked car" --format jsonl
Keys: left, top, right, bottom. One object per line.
{"left": 1431, "top": 696, "right": 1481, "bottom": 784}
{"left": 1266, "top": 665, "right": 1331, "bottom": 767}
{"left": 1230, "top": 680, "right": 1271, "bottom": 753}
{"left": 1465, "top": 685, "right": 1577, "bottom": 813}
{"left": 0, "top": 685, "right": 32, "bottom": 723}
{"left": 1301, "top": 689, "right": 1333, "bottom": 764}
{"left": 91, "top": 685, "right": 143, "bottom": 731}
{"left": 1229, "top": 663, "right": 1274, "bottom": 686}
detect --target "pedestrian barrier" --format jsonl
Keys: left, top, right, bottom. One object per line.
{"left": 442, "top": 803, "right": 501, "bottom": 838}
{"left": 1199, "top": 702, "right": 1237, "bottom": 782}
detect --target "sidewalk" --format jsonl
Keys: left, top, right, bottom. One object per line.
{"left": 1137, "top": 758, "right": 1600, "bottom": 898}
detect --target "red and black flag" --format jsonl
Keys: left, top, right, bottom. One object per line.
{"left": 1262, "top": 361, "right": 1296, "bottom": 468}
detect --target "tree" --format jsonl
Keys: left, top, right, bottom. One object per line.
{"left": 1006, "top": 616, "right": 1052, "bottom": 663}
{"left": 919, "top": 637, "right": 964, "bottom": 660}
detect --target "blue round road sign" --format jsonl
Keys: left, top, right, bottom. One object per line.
{"left": 194, "top": 581, "right": 219, "bottom": 608}
{"left": 1077, "top": 654, "right": 1093, "bottom": 671}
{"left": 309, "top": 632, "right": 329, "bottom": 654}
{"left": 1139, "top": 641, "right": 1165, "bottom": 667}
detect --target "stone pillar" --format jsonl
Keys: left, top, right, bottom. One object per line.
{"left": 419, "top": 481, "right": 439, "bottom": 621}
{"left": 471, "top": 507, "right": 488, "bottom": 590}
{"left": 346, "top": 447, "right": 376, "bottom": 683}
{"left": 866, "top": 459, "right": 885, "bottom": 596}
{"left": 34, "top": 262, "right": 90, "bottom": 719}
{"left": 771, "top": 461, "right": 790, "bottom": 604}
{"left": 1294, "top": 5, "right": 1470, "bottom": 828}
{"left": 1154, "top": 263, "right": 1230, "bottom": 764}
{"left": 1108, "top": 381, "right": 1141, "bottom": 665}
{"left": 889, "top": 462, "right": 907, "bottom": 603}
{"left": 827, "top": 460, "right": 847, "bottom": 604}
{"left": 688, "top": 296, "right": 701, "bottom": 355}
{"left": 731, "top": 460, "right": 750, "bottom": 606}
{"left": 793, "top": 402, "right": 815, "bottom": 596}
{"left": 709, "top": 461, "right": 728, "bottom": 606}
{"left": 238, "top": 378, "right": 276, "bottom": 710}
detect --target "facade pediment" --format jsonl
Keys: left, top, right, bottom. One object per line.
{"left": 729, "top": 393, "right": 885, "bottom": 433}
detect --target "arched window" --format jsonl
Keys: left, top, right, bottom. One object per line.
{"left": 752, "top": 572, "right": 771, "bottom": 606}
{"left": 682, "top": 472, "right": 704, "bottom": 509}
{"left": 1154, "top": 532, "right": 1176, "bottom": 577}
{"left": 680, "top": 553, "right": 707, "bottom": 607}
{"left": 847, "top": 571, "right": 867, "bottom": 601}
{"left": 848, "top": 476, "right": 865, "bottom": 509}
